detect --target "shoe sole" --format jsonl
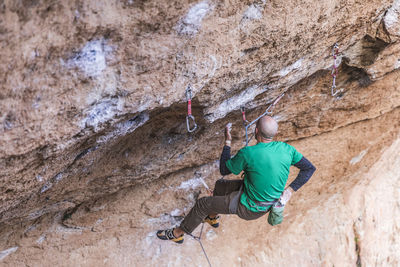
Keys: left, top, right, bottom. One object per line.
{"left": 156, "top": 230, "right": 184, "bottom": 244}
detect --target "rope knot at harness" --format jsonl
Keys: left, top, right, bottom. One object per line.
{"left": 185, "top": 85, "right": 197, "bottom": 133}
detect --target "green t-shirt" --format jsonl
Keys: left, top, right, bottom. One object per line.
{"left": 225, "top": 141, "right": 303, "bottom": 212}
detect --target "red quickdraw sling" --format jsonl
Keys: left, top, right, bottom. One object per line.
{"left": 186, "top": 85, "right": 197, "bottom": 133}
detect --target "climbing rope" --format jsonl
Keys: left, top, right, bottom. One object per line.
{"left": 331, "top": 43, "right": 341, "bottom": 96}
{"left": 182, "top": 178, "right": 214, "bottom": 266}
{"left": 241, "top": 93, "right": 285, "bottom": 146}
{"left": 187, "top": 223, "right": 212, "bottom": 267}
{"left": 186, "top": 85, "right": 198, "bottom": 132}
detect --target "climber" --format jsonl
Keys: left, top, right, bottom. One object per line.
{"left": 156, "top": 115, "right": 316, "bottom": 244}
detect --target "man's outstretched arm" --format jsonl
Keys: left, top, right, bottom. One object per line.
{"left": 289, "top": 156, "right": 316, "bottom": 191}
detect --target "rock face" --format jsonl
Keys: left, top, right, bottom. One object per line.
{"left": 0, "top": 0, "right": 400, "bottom": 266}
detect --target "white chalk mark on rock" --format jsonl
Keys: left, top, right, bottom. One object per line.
{"left": 170, "top": 209, "right": 182, "bottom": 217}
{"left": 40, "top": 181, "right": 52, "bottom": 193}
{"left": 81, "top": 98, "right": 125, "bottom": 131}
{"left": 67, "top": 40, "right": 112, "bottom": 77}
{"left": 279, "top": 59, "right": 303, "bottom": 77}
{"left": 243, "top": 4, "right": 263, "bottom": 20}
{"left": 177, "top": 177, "right": 204, "bottom": 190}
{"left": 0, "top": 247, "right": 18, "bottom": 261}
{"left": 204, "top": 84, "right": 270, "bottom": 123}
{"left": 350, "top": 149, "right": 368, "bottom": 165}
{"left": 96, "top": 112, "right": 149, "bottom": 143}
{"left": 395, "top": 59, "right": 400, "bottom": 69}
{"left": 36, "top": 234, "right": 46, "bottom": 244}
{"left": 384, "top": 0, "right": 400, "bottom": 29}
{"left": 206, "top": 229, "right": 217, "bottom": 240}
{"left": 54, "top": 173, "right": 63, "bottom": 182}
{"left": 147, "top": 213, "right": 183, "bottom": 227}
{"left": 176, "top": 1, "right": 212, "bottom": 35}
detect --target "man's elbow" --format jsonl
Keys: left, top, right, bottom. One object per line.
{"left": 310, "top": 164, "right": 316, "bottom": 174}
{"left": 220, "top": 168, "right": 231, "bottom": 176}
{"left": 305, "top": 164, "right": 316, "bottom": 183}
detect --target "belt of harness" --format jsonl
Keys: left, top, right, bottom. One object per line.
{"left": 246, "top": 197, "right": 284, "bottom": 226}
{"left": 241, "top": 93, "right": 285, "bottom": 146}
{"left": 227, "top": 181, "right": 278, "bottom": 213}
{"left": 185, "top": 85, "right": 197, "bottom": 133}
{"left": 246, "top": 197, "right": 278, "bottom": 211}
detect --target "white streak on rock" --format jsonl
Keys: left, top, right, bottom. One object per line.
{"left": 67, "top": 40, "right": 112, "bottom": 77}
{"left": 279, "top": 59, "right": 303, "bottom": 77}
{"left": 384, "top": 0, "right": 400, "bottom": 28}
{"left": 177, "top": 177, "right": 203, "bottom": 190}
{"left": 36, "top": 234, "right": 46, "bottom": 244}
{"left": 395, "top": 59, "right": 400, "bottom": 69}
{"left": 147, "top": 213, "right": 182, "bottom": 227}
{"left": 383, "top": 0, "right": 400, "bottom": 38}
{"left": 350, "top": 149, "right": 368, "bottom": 165}
{"left": 74, "top": 10, "right": 80, "bottom": 20}
{"left": 204, "top": 85, "right": 269, "bottom": 122}
{"left": 40, "top": 181, "right": 52, "bottom": 193}
{"left": 385, "top": 10, "right": 399, "bottom": 28}
{"left": 176, "top": 1, "right": 212, "bottom": 35}
{"left": 0, "top": 247, "right": 18, "bottom": 261}
{"left": 81, "top": 98, "right": 125, "bottom": 131}
{"left": 170, "top": 209, "right": 181, "bottom": 217}
{"left": 243, "top": 4, "right": 263, "bottom": 20}
{"left": 97, "top": 112, "right": 149, "bottom": 143}
{"left": 54, "top": 173, "right": 63, "bottom": 182}
{"left": 206, "top": 229, "right": 217, "bottom": 240}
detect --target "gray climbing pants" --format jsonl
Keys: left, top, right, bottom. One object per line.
{"left": 179, "top": 179, "right": 267, "bottom": 234}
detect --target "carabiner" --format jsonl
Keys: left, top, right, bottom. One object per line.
{"left": 186, "top": 114, "right": 197, "bottom": 133}
{"left": 332, "top": 43, "right": 339, "bottom": 57}
{"left": 185, "top": 85, "right": 197, "bottom": 133}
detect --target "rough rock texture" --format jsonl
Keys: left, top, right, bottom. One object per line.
{"left": 0, "top": 0, "right": 400, "bottom": 266}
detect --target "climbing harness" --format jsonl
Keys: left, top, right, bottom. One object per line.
{"left": 187, "top": 223, "right": 212, "bottom": 267}
{"left": 331, "top": 43, "right": 341, "bottom": 96}
{"left": 186, "top": 85, "right": 198, "bottom": 133}
{"left": 241, "top": 93, "right": 285, "bottom": 146}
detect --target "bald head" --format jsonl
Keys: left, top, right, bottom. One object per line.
{"left": 256, "top": 116, "right": 278, "bottom": 140}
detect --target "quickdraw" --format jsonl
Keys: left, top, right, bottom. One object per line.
{"left": 186, "top": 85, "right": 198, "bottom": 133}
{"left": 331, "top": 43, "right": 341, "bottom": 96}
{"left": 241, "top": 93, "right": 285, "bottom": 146}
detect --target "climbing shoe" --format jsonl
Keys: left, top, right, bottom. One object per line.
{"left": 156, "top": 228, "right": 184, "bottom": 244}
{"left": 204, "top": 215, "right": 220, "bottom": 228}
